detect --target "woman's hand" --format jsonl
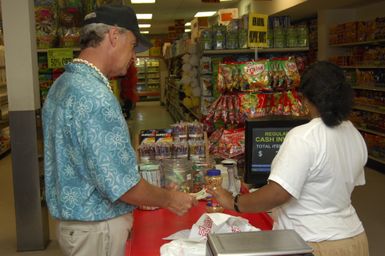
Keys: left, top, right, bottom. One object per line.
{"left": 206, "top": 186, "right": 234, "bottom": 210}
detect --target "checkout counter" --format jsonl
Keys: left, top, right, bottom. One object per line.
{"left": 125, "top": 201, "right": 273, "bottom": 256}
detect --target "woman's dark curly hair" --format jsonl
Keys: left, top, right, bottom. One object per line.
{"left": 298, "top": 61, "right": 353, "bottom": 127}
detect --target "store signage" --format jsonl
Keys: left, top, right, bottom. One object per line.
{"left": 47, "top": 48, "right": 74, "bottom": 69}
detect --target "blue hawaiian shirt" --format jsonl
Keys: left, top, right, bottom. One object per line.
{"left": 42, "top": 62, "right": 140, "bottom": 221}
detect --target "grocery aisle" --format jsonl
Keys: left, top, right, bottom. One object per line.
{"left": 1, "top": 101, "right": 385, "bottom": 255}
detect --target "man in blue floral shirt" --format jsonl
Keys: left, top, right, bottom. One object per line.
{"left": 42, "top": 5, "right": 196, "bottom": 256}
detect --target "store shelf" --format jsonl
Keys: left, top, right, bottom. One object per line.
{"left": 330, "top": 39, "right": 385, "bottom": 47}
{"left": 137, "top": 91, "right": 160, "bottom": 97}
{"left": 203, "top": 47, "right": 309, "bottom": 55}
{"left": 353, "top": 85, "right": 385, "bottom": 92}
{"left": 340, "top": 66, "right": 385, "bottom": 69}
{"left": 37, "top": 47, "right": 81, "bottom": 53}
{"left": 353, "top": 105, "right": 385, "bottom": 115}
{"left": 357, "top": 127, "right": 385, "bottom": 137}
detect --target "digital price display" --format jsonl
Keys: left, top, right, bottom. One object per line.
{"left": 251, "top": 127, "right": 289, "bottom": 173}
{"left": 244, "top": 117, "right": 308, "bottom": 187}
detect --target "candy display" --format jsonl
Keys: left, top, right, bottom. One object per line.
{"left": 35, "top": 2, "right": 57, "bottom": 49}
{"left": 203, "top": 94, "right": 245, "bottom": 131}
{"left": 161, "top": 158, "right": 193, "bottom": 193}
{"left": 191, "top": 158, "right": 216, "bottom": 193}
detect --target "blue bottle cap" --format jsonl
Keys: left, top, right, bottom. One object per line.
{"left": 207, "top": 169, "right": 221, "bottom": 176}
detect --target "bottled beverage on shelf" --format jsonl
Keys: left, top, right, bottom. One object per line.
{"left": 205, "top": 169, "right": 224, "bottom": 213}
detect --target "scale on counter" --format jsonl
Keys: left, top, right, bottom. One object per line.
{"left": 206, "top": 230, "right": 313, "bottom": 256}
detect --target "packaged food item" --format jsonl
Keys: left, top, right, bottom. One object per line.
{"left": 154, "top": 142, "right": 172, "bottom": 160}
{"left": 212, "top": 25, "right": 226, "bottom": 50}
{"left": 240, "top": 60, "right": 271, "bottom": 92}
{"left": 171, "top": 122, "right": 188, "bottom": 141}
{"left": 200, "top": 56, "right": 212, "bottom": 75}
{"left": 217, "top": 63, "right": 240, "bottom": 93}
{"left": 172, "top": 140, "right": 189, "bottom": 159}
{"left": 205, "top": 169, "right": 224, "bottom": 213}
{"left": 189, "top": 140, "right": 205, "bottom": 161}
{"left": 216, "top": 128, "right": 245, "bottom": 159}
{"left": 188, "top": 121, "right": 204, "bottom": 139}
{"left": 200, "top": 29, "right": 213, "bottom": 50}
{"left": 138, "top": 143, "right": 155, "bottom": 162}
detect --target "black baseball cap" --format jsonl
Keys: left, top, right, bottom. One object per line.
{"left": 83, "top": 5, "right": 152, "bottom": 53}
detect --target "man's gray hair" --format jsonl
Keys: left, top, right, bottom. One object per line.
{"left": 79, "top": 23, "right": 128, "bottom": 49}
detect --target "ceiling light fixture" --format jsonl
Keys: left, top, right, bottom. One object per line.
{"left": 194, "top": 11, "right": 216, "bottom": 17}
{"left": 131, "top": 0, "right": 156, "bottom": 3}
{"left": 185, "top": 29, "right": 191, "bottom": 32}
{"left": 139, "top": 24, "right": 151, "bottom": 28}
{"left": 136, "top": 13, "right": 153, "bottom": 19}
{"left": 219, "top": 0, "right": 233, "bottom": 2}
{"left": 141, "top": 31, "right": 150, "bottom": 34}
{"left": 185, "top": 22, "right": 191, "bottom": 27}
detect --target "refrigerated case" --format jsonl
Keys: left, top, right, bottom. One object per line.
{"left": 136, "top": 58, "right": 161, "bottom": 101}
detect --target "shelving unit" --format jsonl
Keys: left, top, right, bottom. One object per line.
{"left": 136, "top": 57, "right": 161, "bottom": 101}
{"left": 202, "top": 47, "right": 309, "bottom": 55}
{"left": 330, "top": 38, "right": 385, "bottom": 171}
{"left": 0, "top": 60, "right": 10, "bottom": 158}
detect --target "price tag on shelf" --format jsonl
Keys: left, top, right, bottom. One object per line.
{"left": 47, "top": 48, "right": 74, "bottom": 69}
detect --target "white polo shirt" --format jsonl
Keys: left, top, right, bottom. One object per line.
{"left": 268, "top": 118, "right": 367, "bottom": 242}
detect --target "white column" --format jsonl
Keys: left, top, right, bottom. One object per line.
{"left": 1, "top": 0, "right": 48, "bottom": 251}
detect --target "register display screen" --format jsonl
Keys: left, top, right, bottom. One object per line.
{"left": 244, "top": 117, "right": 308, "bottom": 187}
{"left": 251, "top": 127, "right": 289, "bottom": 173}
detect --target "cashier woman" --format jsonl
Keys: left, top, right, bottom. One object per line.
{"left": 208, "top": 61, "right": 369, "bottom": 256}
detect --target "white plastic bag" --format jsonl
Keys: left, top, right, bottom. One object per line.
{"left": 160, "top": 213, "right": 260, "bottom": 256}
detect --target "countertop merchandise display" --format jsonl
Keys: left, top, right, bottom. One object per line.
{"left": 329, "top": 17, "right": 385, "bottom": 171}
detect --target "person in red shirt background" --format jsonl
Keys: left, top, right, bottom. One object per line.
{"left": 120, "top": 63, "right": 139, "bottom": 119}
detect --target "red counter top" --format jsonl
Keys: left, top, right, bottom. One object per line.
{"left": 125, "top": 201, "right": 273, "bottom": 256}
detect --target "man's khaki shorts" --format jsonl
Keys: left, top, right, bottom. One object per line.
{"left": 57, "top": 213, "right": 133, "bottom": 256}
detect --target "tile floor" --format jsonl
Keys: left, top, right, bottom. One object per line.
{"left": 0, "top": 101, "right": 385, "bottom": 255}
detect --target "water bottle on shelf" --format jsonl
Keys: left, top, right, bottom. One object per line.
{"left": 205, "top": 169, "right": 224, "bottom": 213}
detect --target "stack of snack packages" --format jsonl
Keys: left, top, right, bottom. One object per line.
{"left": 138, "top": 121, "right": 207, "bottom": 193}
{"left": 202, "top": 58, "right": 308, "bottom": 160}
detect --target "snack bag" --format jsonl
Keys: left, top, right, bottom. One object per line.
{"left": 240, "top": 60, "right": 271, "bottom": 92}
{"left": 217, "top": 63, "right": 240, "bottom": 93}
{"left": 283, "top": 57, "right": 301, "bottom": 89}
